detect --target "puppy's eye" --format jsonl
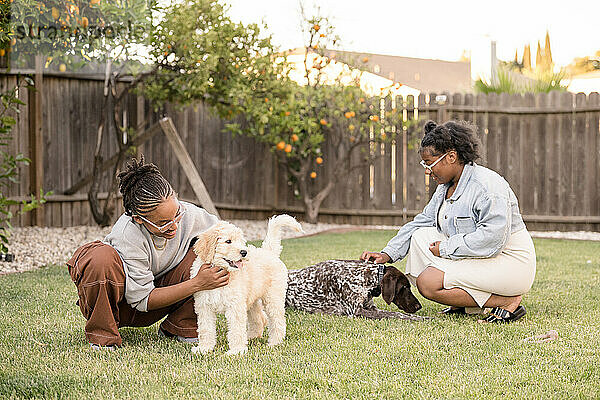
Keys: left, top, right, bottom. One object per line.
{"left": 225, "top": 239, "right": 232, "bottom": 244}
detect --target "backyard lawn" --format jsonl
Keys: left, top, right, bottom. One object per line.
{"left": 0, "top": 230, "right": 599, "bottom": 399}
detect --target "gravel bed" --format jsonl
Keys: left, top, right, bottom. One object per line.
{"left": 1, "top": 220, "right": 598, "bottom": 275}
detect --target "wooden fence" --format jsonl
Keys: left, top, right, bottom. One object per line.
{"left": 2, "top": 71, "right": 600, "bottom": 231}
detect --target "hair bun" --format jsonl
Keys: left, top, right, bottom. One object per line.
{"left": 424, "top": 121, "right": 437, "bottom": 134}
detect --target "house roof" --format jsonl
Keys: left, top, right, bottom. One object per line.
{"left": 566, "top": 70, "right": 600, "bottom": 94}
{"left": 323, "top": 50, "right": 472, "bottom": 94}
{"left": 570, "top": 70, "right": 600, "bottom": 79}
{"left": 282, "top": 47, "right": 420, "bottom": 97}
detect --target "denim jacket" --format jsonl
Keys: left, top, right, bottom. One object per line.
{"left": 382, "top": 163, "right": 526, "bottom": 261}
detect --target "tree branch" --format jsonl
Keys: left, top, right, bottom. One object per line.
{"left": 63, "top": 120, "right": 163, "bottom": 195}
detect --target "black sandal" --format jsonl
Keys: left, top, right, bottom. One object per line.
{"left": 479, "top": 305, "right": 526, "bottom": 323}
{"left": 439, "top": 307, "right": 467, "bottom": 315}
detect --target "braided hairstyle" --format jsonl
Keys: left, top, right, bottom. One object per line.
{"left": 419, "top": 120, "right": 482, "bottom": 164}
{"left": 117, "top": 155, "right": 174, "bottom": 217}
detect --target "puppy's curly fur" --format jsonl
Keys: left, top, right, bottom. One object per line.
{"left": 191, "top": 215, "right": 302, "bottom": 355}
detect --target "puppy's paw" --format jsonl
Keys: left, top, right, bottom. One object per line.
{"left": 267, "top": 338, "right": 284, "bottom": 347}
{"left": 226, "top": 346, "right": 248, "bottom": 356}
{"left": 267, "top": 326, "right": 286, "bottom": 346}
{"left": 191, "top": 344, "right": 214, "bottom": 355}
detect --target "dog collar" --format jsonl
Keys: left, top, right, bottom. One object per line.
{"left": 377, "top": 264, "right": 385, "bottom": 285}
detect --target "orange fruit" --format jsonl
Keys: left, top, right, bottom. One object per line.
{"left": 10, "top": 38, "right": 16, "bottom": 46}
{"left": 264, "top": 97, "right": 269, "bottom": 102}
{"left": 291, "top": 134, "right": 299, "bottom": 142}
{"left": 90, "top": 0, "right": 100, "bottom": 4}
{"left": 0, "top": 49, "right": 5, "bottom": 57}
{"left": 344, "top": 111, "right": 353, "bottom": 119}
{"left": 313, "top": 24, "right": 320, "bottom": 32}
{"left": 348, "top": 124, "right": 355, "bottom": 131}
{"left": 81, "top": 17, "right": 89, "bottom": 28}
{"left": 284, "top": 144, "right": 292, "bottom": 153}
{"left": 371, "top": 115, "right": 379, "bottom": 122}
{"left": 310, "top": 172, "right": 317, "bottom": 179}
{"left": 350, "top": 111, "right": 355, "bottom": 117}
{"left": 362, "top": 57, "right": 369, "bottom": 63}
{"left": 316, "top": 157, "right": 323, "bottom": 164}
{"left": 276, "top": 141, "right": 285, "bottom": 150}
{"left": 320, "top": 33, "right": 325, "bottom": 38}
{"left": 285, "top": 111, "right": 291, "bottom": 116}
{"left": 359, "top": 97, "right": 365, "bottom": 103}
{"left": 320, "top": 119, "right": 327, "bottom": 125}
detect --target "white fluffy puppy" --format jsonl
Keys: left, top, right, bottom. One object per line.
{"left": 190, "top": 214, "right": 302, "bottom": 355}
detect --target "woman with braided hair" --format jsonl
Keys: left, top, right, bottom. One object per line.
{"left": 361, "top": 120, "right": 536, "bottom": 323}
{"left": 67, "top": 155, "right": 228, "bottom": 350}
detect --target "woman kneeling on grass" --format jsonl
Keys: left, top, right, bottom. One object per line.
{"left": 67, "top": 156, "right": 228, "bottom": 350}
{"left": 361, "top": 120, "right": 536, "bottom": 323}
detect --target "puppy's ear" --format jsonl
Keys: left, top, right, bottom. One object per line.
{"left": 381, "top": 270, "right": 398, "bottom": 305}
{"left": 193, "top": 225, "right": 219, "bottom": 262}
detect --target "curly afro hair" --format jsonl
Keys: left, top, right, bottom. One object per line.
{"left": 419, "top": 120, "right": 482, "bottom": 164}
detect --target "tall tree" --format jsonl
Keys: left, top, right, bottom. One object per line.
{"left": 523, "top": 44, "right": 531, "bottom": 70}
{"left": 4, "top": 0, "right": 159, "bottom": 226}
{"left": 544, "top": 31, "right": 553, "bottom": 67}
{"left": 209, "top": 14, "right": 415, "bottom": 223}
{"left": 6, "top": 0, "right": 278, "bottom": 226}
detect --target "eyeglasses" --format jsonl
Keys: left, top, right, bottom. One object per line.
{"left": 137, "top": 204, "right": 186, "bottom": 233}
{"left": 419, "top": 152, "right": 448, "bottom": 172}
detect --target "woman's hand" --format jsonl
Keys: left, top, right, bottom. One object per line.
{"left": 429, "top": 241, "right": 441, "bottom": 257}
{"left": 148, "top": 264, "right": 229, "bottom": 310}
{"left": 360, "top": 251, "right": 391, "bottom": 264}
{"left": 192, "top": 263, "right": 229, "bottom": 291}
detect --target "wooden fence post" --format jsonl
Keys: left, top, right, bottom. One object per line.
{"left": 27, "top": 55, "right": 44, "bottom": 226}
{"left": 159, "top": 117, "right": 220, "bottom": 218}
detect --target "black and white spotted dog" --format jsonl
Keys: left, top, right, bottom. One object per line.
{"left": 286, "top": 260, "right": 425, "bottom": 320}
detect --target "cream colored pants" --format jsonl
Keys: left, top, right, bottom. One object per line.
{"left": 405, "top": 227, "right": 536, "bottom": 308}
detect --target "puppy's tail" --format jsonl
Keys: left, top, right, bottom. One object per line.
{"left": 262, "top": 214, "right": 303, "bottom": 257}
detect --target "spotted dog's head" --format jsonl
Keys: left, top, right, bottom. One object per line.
{"left": 193, "top": 221, "right": 248, "bottom": 271}
{"left": 380, "top": 266, "right": 422, "bottom": 314}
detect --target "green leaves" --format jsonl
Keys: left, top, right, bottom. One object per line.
{"left": 4, "top": 0, "right": 156, "bottom": 70}
{"left": 141, "top": 0, "right": 278, "bottom": 112}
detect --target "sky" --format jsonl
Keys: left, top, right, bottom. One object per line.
{"left": 225, "top": 0, "right": 600, "bottom": 71}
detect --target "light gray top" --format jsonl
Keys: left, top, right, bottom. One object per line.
{"left": 103, "top": 201, "right": 218, "bottom": 312}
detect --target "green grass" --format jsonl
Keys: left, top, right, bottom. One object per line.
{"left": 1, "top": 231, "right": 599, "bottom": 399}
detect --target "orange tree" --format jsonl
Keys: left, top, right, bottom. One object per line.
{"left": 2, "top": 0, "right": 279, "bottom": 226}
{"left": 214, "top": 16, "right": 405, "bottom": 223}
{"left": 2, "top": 0, "right": 158, "bottom": 225}
{"left": 2, "top": 0, "right": 154, "bottom": 68}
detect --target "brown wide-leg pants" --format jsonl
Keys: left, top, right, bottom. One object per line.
{"left": 66, "top": 240, "right": 198, "bottom": 347}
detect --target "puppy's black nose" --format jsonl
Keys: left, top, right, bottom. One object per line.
{"left": 240, "top": 250, "right": 247, "bottom": 257}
